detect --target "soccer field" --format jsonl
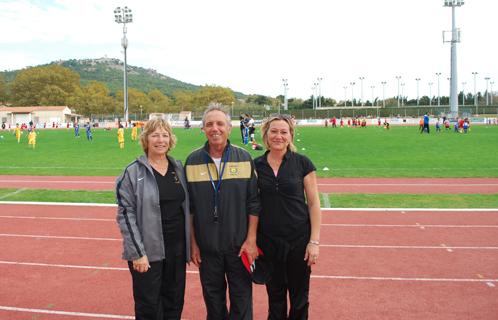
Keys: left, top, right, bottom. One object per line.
{"left": 0, "top": 124, "right": 497, "bottom": 177}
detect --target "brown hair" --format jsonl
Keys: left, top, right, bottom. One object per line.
{"left": 139, "top": 118, "right": 177, "bottom": 154}
{"left": 260, "top": 114, "right": 296, "bottom": 152}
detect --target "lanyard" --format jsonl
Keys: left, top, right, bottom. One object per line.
{"left": 205, "top": 146, "right": 230, "bottom": 223}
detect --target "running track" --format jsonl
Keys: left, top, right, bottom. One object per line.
{"left": 1, "top": 175, "right": 498, "bottom": 193}
{"left": 0, "top": 203, "right": 497, "bottom": 319}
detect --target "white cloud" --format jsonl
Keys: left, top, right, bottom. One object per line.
{"left": 0, "top": 0, "right": 496, "bottom": 100}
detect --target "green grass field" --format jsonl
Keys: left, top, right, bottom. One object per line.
{"left": 1, "top": 125, "right": 497, "bottom": 177}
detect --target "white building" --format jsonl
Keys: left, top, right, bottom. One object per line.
{"left": 0, "top": 106, "right": 78, "bottom": 126}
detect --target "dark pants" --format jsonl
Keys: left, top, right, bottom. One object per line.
{"left": 266, "top": 240, "right": 311, "bottom": 320}
{"left": 128, "top": 253, "right": 186, "bottom": 320}
{"left": 199, "top": 249, "right": 253, "bottom": 320}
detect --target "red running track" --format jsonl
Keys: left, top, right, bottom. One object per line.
{"left": 1, "top": 203, "right": 497, "bottom": 319}
{"left": 1, "top": 175, "right": 498, "bottom": 193}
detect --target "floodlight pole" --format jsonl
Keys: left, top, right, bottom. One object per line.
{"left": 282, "top": 78, "right": 288, "bottom": 111}
{"left": 359, "top": 77, "right": 365, "bottom": 106}
{"left": 485, "top": 77, "right": 490, "bottom": 106}
{"left": 436, "top": 72, "right": 441, "bottom": 107}
{"left": 461, "top": 82, "right": 466, "bottom": 106}
{"left": 443, "top": 0, "right": 464, "bottom": 118}
{"left": 401, "top": 83, "right": 405, "bottom": 107}
{"left": 395, "top": 76, "right": 401, "bottom": 108}
{"left": 381, "top": 81, "right": 386, "bottom": 108}
{"left": 343, "top": 86, "right": 348, "bottom": 107}
{"left": 428, "top": 82, "right": 433, "bottom": 107}
{"left": 415, "top": 78, "right": 421, "bottom": 106}
{"left": 472, "top": 71, "right": 478, "bottom": 114}
{"left": 114, "top": 6, "right": 133, "bottom": 124}
{"left": 316, "top": 77, "right": 323, "bottom": 108}
{"left": 350, "top": 82, "right": 355, "bottom": 107}
{"left": 491, "top": 81, "right": 495, "bottom": 104}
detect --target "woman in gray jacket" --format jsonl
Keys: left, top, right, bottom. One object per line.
{"left": 116, "top": 118, "right": 190, "bottom": 320}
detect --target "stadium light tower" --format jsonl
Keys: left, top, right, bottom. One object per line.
{"left": 436, "top": 72, "right": 442, "bottom": 107}
{"left": 485, "top": 77, "right": 490, "bottom": 106}
{"left": 359, "top": 76, "right": 365, "bottom": 106}
{"left": 443, "top": 0, "right": 464, "bottom": 117}
{"left": 400, "top": 83, "right": 405, "bottom": 107}
{"left": 415, "top": 78, "right": 421, "bottom": 106}
{"left": 461, "top": 82, "right": 466, "bottom": 106}
{"left": 428, "top": 82, "right": 433, "bottom": 107}
{"left": 350, "top": 82, "right": 355, "bottom": 107}
{"left": 472, "top": 71, "right": 478, "bottom": 113}
{"left": 317, "top": 77, "right": 323, "bottom": 108}
{"left": 343, "top": 86, "right": 348, "bottom": 107}
{"left": 395, "top": 76, "right": 401, "bottom": 107}
{"left": 114, "top": 6, "right": 133, "bottom": 124}
{"left": 491, "top": 81, "right": 495, "bottom": 104}
{"left": 381, "top": 81, "right": 387, "bottom": 108}
{"left": 282, "top": 78, "right": 289, "bottom": 111}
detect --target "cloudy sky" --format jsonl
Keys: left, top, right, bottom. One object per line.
{"left": 0, "top": 0, "right": 496, "bottom": 101}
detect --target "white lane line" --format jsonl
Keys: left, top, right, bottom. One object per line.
{"left": 0, "top": 179, "right": 114, "bottom": 184}
{"left": 0, "top": 188, "right": 27, "bottom": 200}
{"left": 1, "top": 202, "right": 497, "bottom": 211}
{"left": 0, "top": 306, "right": 134, "bottom": 319}
{"left": 322, "top": 223, "right": 498, "bottom": 228}
{"left": 321, "top": 208, "right": 498, "bottom": 212}
{"left": 319, "top": 244, "right": 498, "bottom": 250}
{"left": 2, "top": 260, "right": 496, "bottom": 284}
{"left": 0, "top": 233, "right": 120, "bottom": 241}
{"left": 317, "top": 183, "right": 498, "bottom": 186}
{"left": 311, "top": 275, "right": 498, "bottom": 283}
{"left": 0, "top": 215, "right": 114, "bottom": 222}
{"left": 0, "top": 201, "right": 116, "bottom": 207}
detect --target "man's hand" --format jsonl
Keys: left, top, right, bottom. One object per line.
{"left": 190, "top": 239, "right": 202, "bottom": 267}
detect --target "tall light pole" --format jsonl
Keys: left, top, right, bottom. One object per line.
{"left": 381, "top": 81, "right": 387, "bottom": 108}
{"left": 395, "top": 76, "right": 401, "bottom": 107}
{"left": 429, "top": 82, "right": 433, "bottom": 107}
{"left": 461, "top": 81, "right": 466, "bottom": 106}
{"left": 343, "top": 86, "right": 348, "bottom": 107}
{"left": 114, "top": 6, "right": 133, "bottom": 124}
{"left": 370, "top": 85, "right": 375, "bottom": 106}
{"left": 485, "top": 77, "right": 490, "bottom": 106}
{"left": 415, "top": 78, "right": 421, "bottom": 106}
{"left": 350, "top": 82, "right": 355, "bottom": 107}
{"left": 282, "top": 78, "right": 289, "bottom": 111}
{"left": 491, "top": 81, "right": 495, "bottom": 105}
{"left": 436, "top": 72, "right": 441, "bottom": 107}
{"left": 316, "top": 77, "right": 323, "bottom": 108}
{"left": 472, "top": 71, "right": 478, "bottom": 113}
{"left": 359, "top": 76, "right": 365, "bottom": 106}
{"left": 443, "top": 0, "right": 464, "bottom": 118}
{"left": 400, "top": 83, "right": 405, "bottom": 107}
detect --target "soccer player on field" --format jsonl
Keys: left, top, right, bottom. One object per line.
{"left": 131, "top": 123, "right": 138, "bottom": 141}
{"left": 117, "top": 123, "right": 125, "bottom": 149}
{"left": 28, "top": 130, "right": 37, "bottom": 149}
{"left": 15, "top": 124, "right": 22, "bottom": 143}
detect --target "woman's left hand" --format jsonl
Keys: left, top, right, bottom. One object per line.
{"left": 304, "top": 242, "right": 320, "bottom": 267}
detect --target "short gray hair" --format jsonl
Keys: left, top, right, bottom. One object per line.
{"left": 201, "top": 105, "right": 232, "bottom": 128}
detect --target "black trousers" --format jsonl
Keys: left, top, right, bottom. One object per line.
{"left": 199, "top": 249, "right": 253, "bottom": 320}
{"left": 266, "top": 240, "right": 311, "bottom": 320}
{"left": 128, "top": 253, "right": 186, "bottom": 320}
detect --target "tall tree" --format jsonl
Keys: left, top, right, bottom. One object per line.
{"left": 11, "top": 65, "right": 81, "bottom": 106}
{"left": 0, "top": 74, "right": 7, "bottom": 104}
{"left": 148, "top": 89, "right": 172, "bottom": 113}
{"left": 76, "top": 81, "right": 116, "bottom": 116}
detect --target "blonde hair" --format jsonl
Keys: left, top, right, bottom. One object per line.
{"left": 140, "top": 118, "right": 177, "bottom": 154}
{"left": 261, "top": 114, "right": 296, "bottom": 152}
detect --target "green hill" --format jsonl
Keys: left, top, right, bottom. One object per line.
{"left": 1, "top": 57, "right": 246, "bottom": 98}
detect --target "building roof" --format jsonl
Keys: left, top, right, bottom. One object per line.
{"left": 0, "top": 106, "right": 70, "bottom": 113}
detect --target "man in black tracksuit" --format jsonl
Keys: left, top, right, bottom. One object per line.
{"left": 186, "top": 106, "right": 260, "bottom": 320}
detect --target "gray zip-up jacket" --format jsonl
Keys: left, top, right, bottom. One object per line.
{"left": 116, "top": 154, "right": 190, "bottom": 262}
